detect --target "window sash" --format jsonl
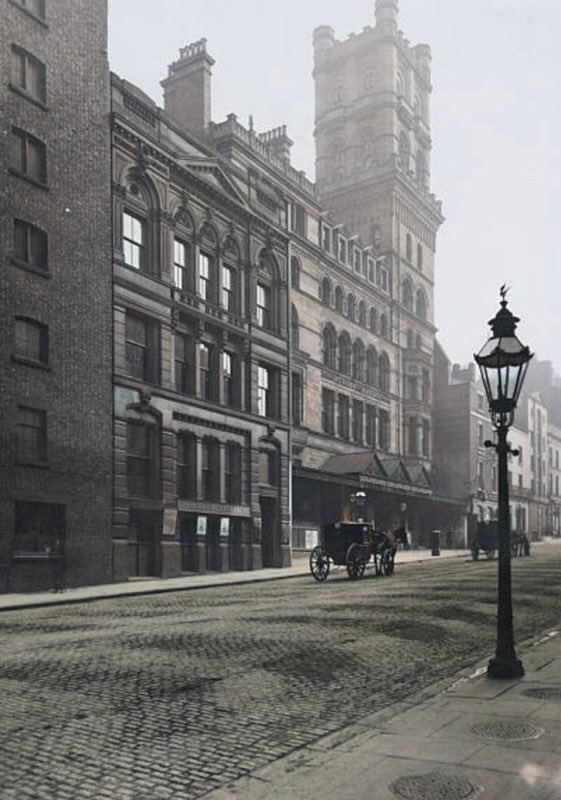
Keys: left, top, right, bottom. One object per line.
{"left": 173, "top": 239, "right": 187, "bottom": 289}
{"left": 14, "top": 219, "right": 48, "bottom": 270}
{"left": 12, "top": 47, "right": 46, "bottom": 102}
{"left": 17, "top": 407, "right": 46, "bottom": 462}
{"left": 123, "top": 212, "right": 144, "bottom": 269}
{"left": 13, "top": 129, "right": 46, "bottom": 182}
{"left": 15, "top": 318, "right": 48, "bottom": 363}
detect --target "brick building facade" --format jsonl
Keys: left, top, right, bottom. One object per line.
{"left": 0, "top": 0, "right": 113, "bottom": 590}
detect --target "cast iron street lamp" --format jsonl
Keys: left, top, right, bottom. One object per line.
{"left": 474, "top": 287, "right": 532, "bottom": 679}
{"left": 350, "top": 490, "right": 367, "bottom": 522}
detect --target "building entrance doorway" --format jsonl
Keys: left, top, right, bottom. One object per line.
{"left": 129, "top": 510, "right": 160, "bottom": 577}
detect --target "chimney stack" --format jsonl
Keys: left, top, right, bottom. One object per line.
{"left": 161, "top": 38, "right": 214, "bottom": 135}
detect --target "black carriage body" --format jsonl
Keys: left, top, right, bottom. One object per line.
{"left": 322, "top": 522, "right": 371, "bottom": 566}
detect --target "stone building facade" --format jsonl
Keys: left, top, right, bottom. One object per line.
{"left": 0, "top": 0, "right": 113, "bottom": 591}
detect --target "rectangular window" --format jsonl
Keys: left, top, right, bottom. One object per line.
{"left": 174, "top": 334, "right": 192, "bottom": 395}
{"left": 199, "top": 342, "right": 213, "bottom": 401}
{"left": 256, "top": 283, "right": 271, "bottom": 328}
{"left": 198, "top": 252, "right": 211, "bottom": 300}
{"left": 338, "top": 394, "right": 350, "bottom": 440}
{"left": 478, "top": 423, "right": 484, "bottom": 447}
{"left": 365, "top": 405, "right": 377, "bottom": 446}
{"left": 221, "top": 264, "right": 236, "bottom": 312}
{"left": 518, "top": 474, "right": 523, "bottom": 489}
{"left": 421, "top": 369, "right": 430, "bottom": 403}
{"left": 126, "top": 422, "right": 154, "bottom": 497}
{"left": 352, "top": 399, "right": 364, "bottom": 444}
{"left": 14, "top": 317, "right": 48, "bottom": 365}
{"left": 225, "top": 444, "right": 242, "bottom": 504}
{"left": 125, "top": 313, "right": 159, "bottom": 383}
{"left": 367, "top": 258, "right": 375, "bottom": 283}
{"left": 13, "top": 0, "right": 46, "bottom": 20}
{"left": 123, "top": 211, "right": 144, "bottom": 270}
{"left": 321, "top": 388, "right": 335, "bottom": 435}
{"left": 202, "top": 439, "right": 220, "bottom": 501}
{"left": 14, "top": 219, "right": 48, "bottom": 271}
{"left": 377, "top": 263, "right": 389, "bottom": 293}
{"left": 290, "top": 202, "right": 307, "bottom": 237}
{"left": 16, "top": 406, "right": 47, "bottom": 463}
{"left": 15, "top": 501, "right": 65, "bottom": 555}
{"left": 338, "top": 237, "right": 347, "bottom": 264}
{"left": 11, "top": 46, "right": 46, "bottom": 103}
{"left": 173, "top": 239, "right": 188, "bottom": 289}
{"left": 322, "top": 225, "right": 331, "bottom": 253}
{"left": 407, "top": 375, "right": 418, "bottom": 401}
{"left": 422, "top": 419, "right": 430, "bottom": 458}
{"left": 257, "top": 365, "right": 270, "bottom": 417}
{"left": 378, "top": 410, "right": 390, "bottom": 451}
{"left": 12, "top": 128, "right": 47, "bottom": 184}
{"left": 177, "top": 434, "right": 196, "bottom": 499}
{"left": 292, "top": 371, "right": 303, "bottom": 427}
{"left": 222, "top": 351, "right": 239, "bottom": 408}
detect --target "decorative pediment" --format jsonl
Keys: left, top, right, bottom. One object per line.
{"left": 180, "top": 158, "right": 248, "bottom": 206}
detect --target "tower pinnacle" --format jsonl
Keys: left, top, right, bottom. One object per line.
{"left": 375, "top": 0, "right": 398, "bottom": 36}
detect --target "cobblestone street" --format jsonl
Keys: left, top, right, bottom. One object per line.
{"left": 1, "top": 546, "right": 560, "bottom": 799}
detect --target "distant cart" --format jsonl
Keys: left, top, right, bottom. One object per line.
{"left": 471, "top": 521, "right": 530, "bottom": 561}
{"left": 309, "top": 521, "right": 406, "bottom": 582}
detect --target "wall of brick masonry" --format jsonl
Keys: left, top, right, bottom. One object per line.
{"left": 0, "top": 0, "right": 113, "bottom": 591}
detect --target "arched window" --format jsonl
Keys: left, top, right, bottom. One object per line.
{"left": 198, "top": 223, "right": 219, "bottom": 305}
{"left": 291, "top": 304, "right": 299, "bottom": 350}
{"left": 347, "top": 293, "right": 355, "bottom": 321}
{"left": 122, "top": 173, "right": 160, "bottom": 276}
{"left": 399, "top": 131, "right": 409, "bottom": 170}
{"left": 366, "top": 347, "right": 378, "bottom": 386}
{"left": 222, "top": 235, "right": 241, "bottom": 315}
{"left": 338, "top": 332, "right": 352, "bottom": 376}
{"left": 416, "top": 288, "right": 428, "bottom": 320}
{"left": 369, "top": 307, "right": 378, "bottom": 334}
{"left": 358, "top": 300, "right": 366, "bottom": 328}
{"left": 416, "top": 150, "right": 427, "bottom": 188}
{"left": 321, "top": 276, "right": 332, "bottom": 306}
{"left": 173, "top": 207, "right": 194, "bottom": 291}
{"left": 379, "top": 352, "right": 391, "bottom": 393}
{"left": 405, "top": 233, "right": 412, "bottom": 262}
{"left": 352, "top": 339, "right": 365, "bottom": 382}
{"left": 290, "top": 256, "right": 301, "bottom": 290}
{"left": 417, "top": 242, "right": 423, "bottom": 271}
{"left": 335, "top": 285, "right": 344, "bottom": 314}
{"left": 380, "top": 313, "right": 388, "bottom": 339}
{"left": 402, "top": 278, "right": 414, "bottom": 311}
{"left": 256, "top": 251, "right": 281, "bottom": 332}
{"left": 406, "top": 329, "right": 414, "bottom": 349}
{"left": 323, "top": 325, "right": 337, "bottom": 369}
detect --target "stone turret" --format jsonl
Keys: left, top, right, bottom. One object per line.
{"left": 375, "top": 0, "right": 398, "bottom": 37}
{"left": 161, "top": 38, "right": 214, "bottom": 135}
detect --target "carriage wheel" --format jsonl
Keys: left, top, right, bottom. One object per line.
{"left": 380, "top": 548, "right": 395, "bottom": 576}
{"left": 309, "top": 546, "right": 330, "bottom": 582}
{"left": 346, "top": 543, "right": 366, "bottom": 580}
{"left": 484, "top": 548, "right": 495, "bottom": 560}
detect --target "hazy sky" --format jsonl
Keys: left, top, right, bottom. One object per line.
{"left": 108, "top": 0, "right": 561, "bottom": 373}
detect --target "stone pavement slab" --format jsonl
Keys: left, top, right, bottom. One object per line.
{"left": 204, "top": 629, "right": 561, "bottom": 800}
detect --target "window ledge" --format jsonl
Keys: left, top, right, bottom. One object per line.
{"left": 16, "top": 459, "right": 49, "bottom": 469}
{"left": 12, "top": 355, "right": 51, "bottom": 371}
{"left": 8, "top": 0, "right": 48, "bottom": 25}
{"left": 8, "top": 84, "right": 48, "bottom": 110}
{"left": 9, "top": 168, "right": 49, "bottom": 191}
{"left": 11, "top": 258, "right": 50, "bottom": 277}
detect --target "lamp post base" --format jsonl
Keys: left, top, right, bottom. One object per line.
{"left": 487, "top": 655, "right": 524, "bottom": 680}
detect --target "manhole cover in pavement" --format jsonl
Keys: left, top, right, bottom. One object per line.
{"left": 390, "top": 772, "right": 479, "bottom": 799}
{"left": 470, "top": 720, "right": 544, "bottom": 741}
{"left": 522, "top": 687, "right": 561, "bottom": 701}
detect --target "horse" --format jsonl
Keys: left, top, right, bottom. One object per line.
{"left": 368, "top": 527, "right": 409, "bottom": 576}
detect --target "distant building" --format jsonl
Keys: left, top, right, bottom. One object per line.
{"left": 0, "top": 0, "right": 113, "bottom": 590}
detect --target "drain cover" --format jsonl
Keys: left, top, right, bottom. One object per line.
{"left": 522, "top": 687, "right": 561, "bottom": 701}
{"left": 390, "top": 772, "right": 479, "bottom": 799}
{"left": 470, "top": 720, "right": 544, "bottom": 741}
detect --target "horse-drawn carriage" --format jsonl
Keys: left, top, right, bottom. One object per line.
{"left": 309, "top": 521, "right": 406, "bottom": 581}
{"left": 471, "top": 521, "right": 530, "bottom": 561}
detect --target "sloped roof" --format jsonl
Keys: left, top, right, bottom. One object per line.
{"left": 321, "top": 451, "right": 433, "bottom": 490}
